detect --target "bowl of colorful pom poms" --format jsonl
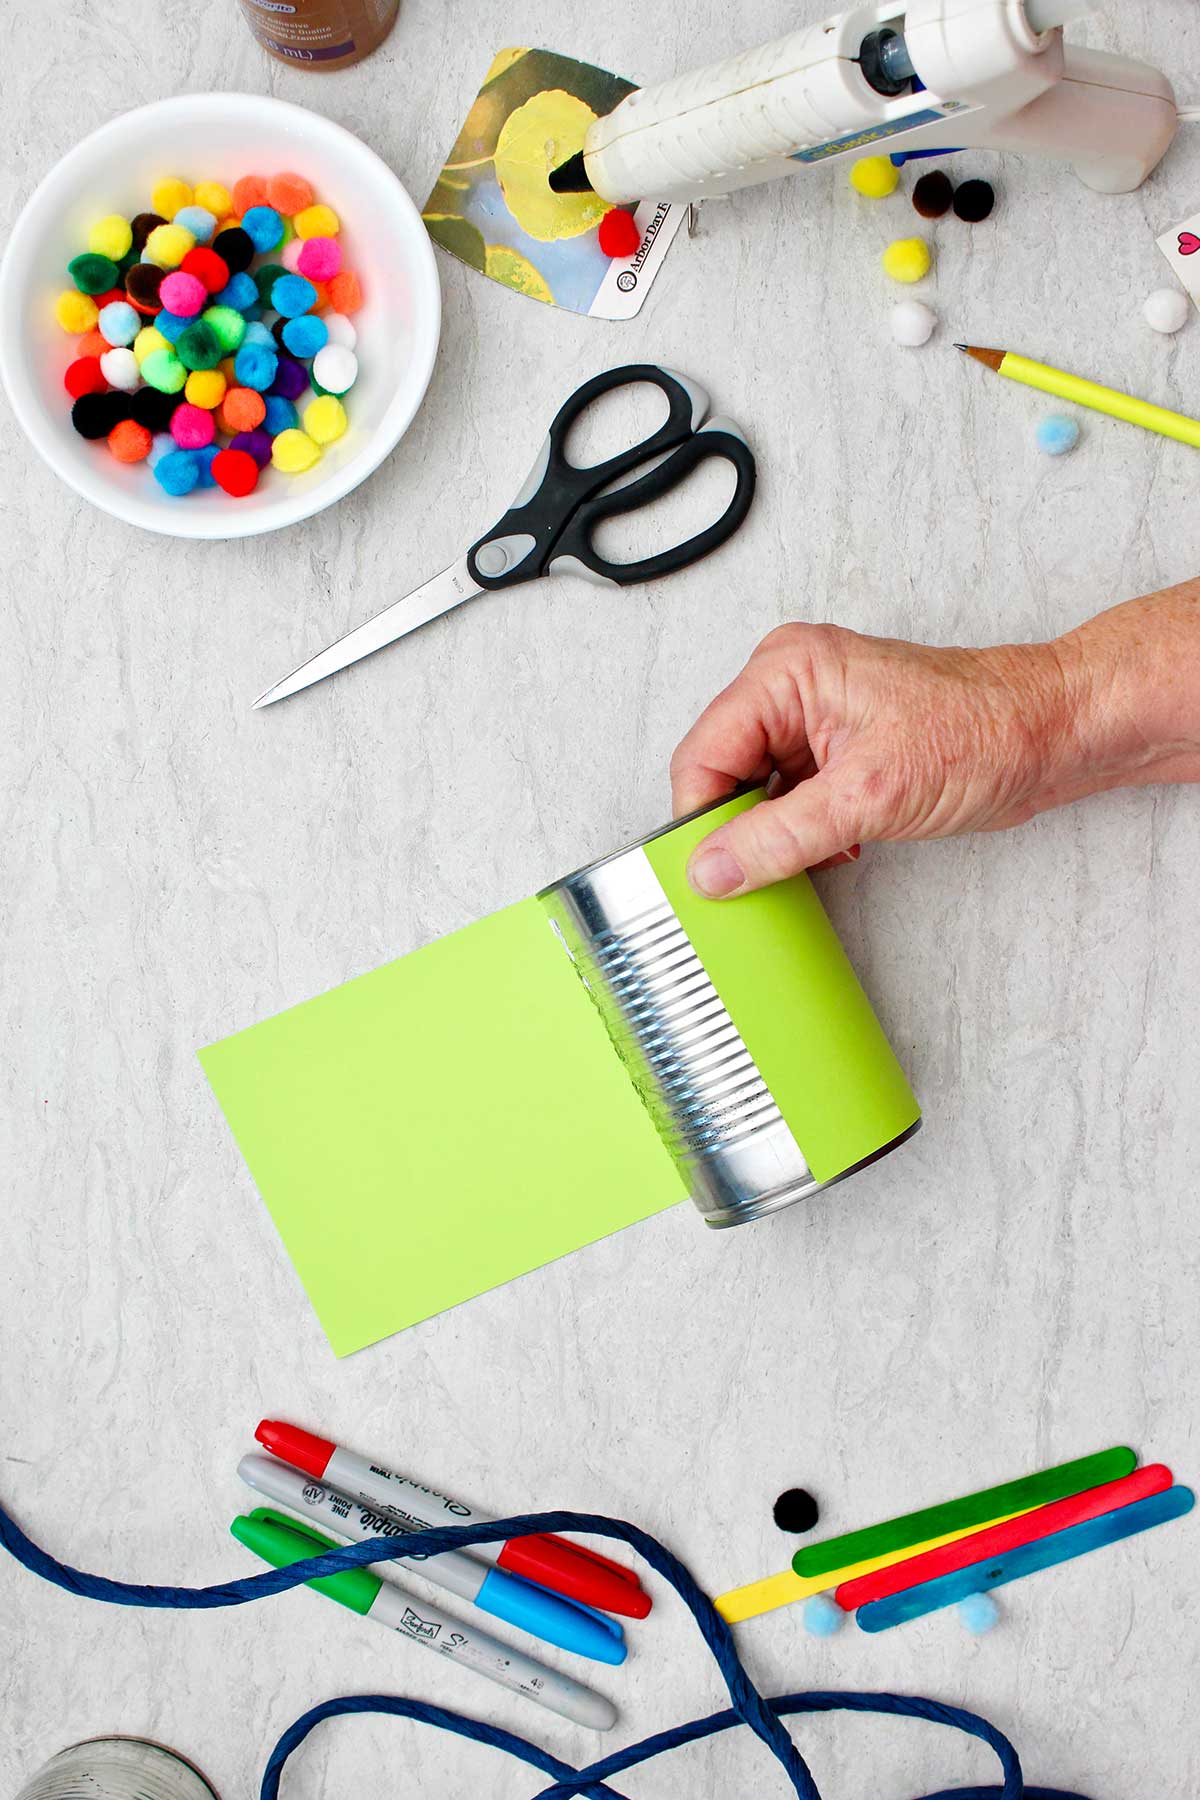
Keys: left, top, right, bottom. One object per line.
{"left": 0, "top": 94, "right": 441, "bottom": 538}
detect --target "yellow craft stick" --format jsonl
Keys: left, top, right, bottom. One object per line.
{"left": 956, "top": 344, "right": 1200, "bottom": 450}
{"left": 715, "top": 1507, "right": 1030, "bottom": 1624}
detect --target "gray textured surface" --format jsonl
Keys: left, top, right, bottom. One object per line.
{"left": 2, "top": 4, "right": 1199, "bottom": 1797}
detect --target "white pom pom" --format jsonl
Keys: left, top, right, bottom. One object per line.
{"left": 324, "top": 311, "right": 357, "bottom": 349}
{"left": 889, "top": 300, "right": 937, "bottom": 347}
{"left": 1143, "top": 288, "right": 1190, "bottom": 334}
{"left": 312, "top": 344, "right": 358, "bottom": 395}
{"left": 99, "top": 347, "right": 140, "bottom": 391}
{"left": 146, "top": 431, "right": 175, "bottom": 469}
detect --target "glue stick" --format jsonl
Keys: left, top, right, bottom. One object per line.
{"left": 235, "top": 0, "right": 399, "bottom": 70}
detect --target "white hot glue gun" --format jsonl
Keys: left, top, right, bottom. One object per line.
{"left": 549, "top": 0, "right": 1178, "bottom": 203}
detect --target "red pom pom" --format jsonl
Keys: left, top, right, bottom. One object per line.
{"left": 93, "top": 287, "right": 128, "bottom": 310}
{"left": 598, "top": 208, "right": 641, "bottom": 258}
{"left": 181, "top": 246, "right": 231, "bottom": 295}
{"left": 212, "top": 447, "right": 259, "bottom": 497}
{"left": 64, "top": 356, "right": 107, "bottom": 398}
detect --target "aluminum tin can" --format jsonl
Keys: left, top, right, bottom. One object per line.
{"left": 12, "top": 1740, "right": 218, "bottom": 1800}
{"left": 540, "top": 799, "right": 919, "bottom": 1228}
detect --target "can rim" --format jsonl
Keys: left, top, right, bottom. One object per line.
{"left": 537, "top": 783, "right": 760, "bottom": 898}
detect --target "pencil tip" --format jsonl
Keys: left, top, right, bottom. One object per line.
{"left": 953, "top": 342, "right": 968, "bottom": 351}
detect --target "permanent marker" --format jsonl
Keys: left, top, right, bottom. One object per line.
{"left": 231, "top": 1508, "right": 617, "bottom": 1731}
{"left": 237, "top": 1453, "right": 625, "bottom": 1665}
{"left": 255, "top": 1419, "right": 651, "bottom": 1619}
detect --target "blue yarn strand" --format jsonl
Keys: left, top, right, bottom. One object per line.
{"left": 0, "top": 1497, "right": 1095, "bottom": 1800}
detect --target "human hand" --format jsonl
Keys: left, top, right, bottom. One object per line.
{"left": 670, "top": 622, "right": 1081, "bottom": 897}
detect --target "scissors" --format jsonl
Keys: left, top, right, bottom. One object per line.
{"left": 253, "top": 363, "right": 756, "bottom": 708}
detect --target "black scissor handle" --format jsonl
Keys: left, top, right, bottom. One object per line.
{"left": 466, "top": 364, "right": 710, "bottom": 590}
{"left": 545, "top": 419, "right": 757, "bottom": 588}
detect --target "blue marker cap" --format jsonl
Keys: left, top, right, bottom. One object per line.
{"left": 475, "top": 1566, "right": 627, "bottom": 1665}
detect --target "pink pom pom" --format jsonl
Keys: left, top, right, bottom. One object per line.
{"left": 170, "top": 402, "right": 216, "bottom": 449}
{"left": 280, "top": 238, "right": 305, "bottom": 273}
{"left": 296, "top": 236, "right": 341, "bottom": 282}
{"left": 159, "top": 270, "right": 208, "bottom": 317}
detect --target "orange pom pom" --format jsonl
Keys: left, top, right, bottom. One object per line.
{"left": 107, "top": 418, "right": 153, "bottom": 463}
{"left": 78, "top": 328, "right": 109, "bottom": 359}
{"left": 266, "top": 172, "right": 314, "bottom": 216}
{"left": 327, "top": 269, "right": 362, "bottom": 314}
{"left": 222, "top": 385, "right": 267, "bottom": 432}
{"left": 232, "top": 175, "right": 268, "bottom": 215}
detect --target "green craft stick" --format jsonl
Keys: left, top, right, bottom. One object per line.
{"left": 791, "top": 1447, "right": 1137, "bottom": 1579}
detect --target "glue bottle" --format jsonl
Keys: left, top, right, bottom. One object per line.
{"left": 235, "top": 0, "right": 399, "bottom": 70}
{"left": 12, "top": 1740, "right": 218, "bottom": 1800}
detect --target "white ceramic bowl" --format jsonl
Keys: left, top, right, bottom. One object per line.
{"left": 0, "top": 93, "right": 441, "bottom": 538}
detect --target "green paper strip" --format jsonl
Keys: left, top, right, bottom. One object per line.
{"left": 792, "top": 1447, "right": 1137, "bottom": 1579}
{"left": 646, "top": 792, "right": 920, "bottom": 1184}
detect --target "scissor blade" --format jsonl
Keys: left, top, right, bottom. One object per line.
{"left": 252, "top": 557, "right": 484, "bottom": 708}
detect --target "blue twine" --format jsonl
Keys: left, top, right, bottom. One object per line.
{"left": 0, "top": 1498, "right": 1095, "bottom": 1800}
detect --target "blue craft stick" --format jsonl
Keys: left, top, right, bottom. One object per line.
{"left": 856, "top": 1486, "right": 1195, "bottom": 1633}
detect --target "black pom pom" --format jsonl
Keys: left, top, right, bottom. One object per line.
{"left": 213, "top": 227, "right": 254, "bottom": 274}
{"left": 270, "top": 314, "right": 290, "bottom": 349}
{"left": 953, "top": 178, "right": 995, "bottom": 223}
{"left": 71, "top": 393, "right": 125, "bottom": 439}
{"left": 130, "top": 385, "right": 179, "bottom": 432}
{"left": 773, "top": 1488, "right": 820, "bottom": 1534}
{"left": 912, "top": 170, "right": 954, "bottom": 219}
{"left": 130, "top": 211, "right": 166, "bottom": 252}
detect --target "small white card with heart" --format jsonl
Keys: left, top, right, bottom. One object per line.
{"left": 1157, "top": 208, "right": 1200, "bottom": 312}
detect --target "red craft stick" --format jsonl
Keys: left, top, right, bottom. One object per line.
{"left": 836, "top": 1464, "right": 1173, "bottom": 1611}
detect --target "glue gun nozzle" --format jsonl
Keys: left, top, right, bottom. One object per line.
{"left": 548, "top": 150, "right": 592, "bottom": 194}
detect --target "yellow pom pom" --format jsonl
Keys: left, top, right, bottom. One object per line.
{"left": 882, "top": 236, "right": 932, "bottom": 283}
{"left": 144, "top": 222, "right": 196, "bottom": 269}
{"left": 302, "top": 394, "right": 347, "bottom": 445}
{"left": 850, "top": 156, "right": 900, "bottom": 199}
{"left": 151, "top": 177, "right": 193, "bottom": 220}
{"left": 134, "top": 325, "right": 169, "bottom": 364}
{"left": 271, "top": 428, "right": 322, "bottom": 473}
{"left": 185, "top": 368, "right": 227, "bottom": 409}
{"left": 194, "top": 180, "right": 232, "bottom": 217}
{"left": 294, "top": 203, "right": 339, "bottom": 239}
{"left": 54, "top": 289, "right": 99, "bottom": 333}
{"left": 88, "top": 213, "right": 133, "bottom": 260}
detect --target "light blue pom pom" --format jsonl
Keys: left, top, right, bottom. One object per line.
{"left": 803, "top": 1594, "right": 845, "bottom": 1638}
{"left": 263, "top": 395, "right": 298, "bottom": 435}
{"left": 173, "top": 205, "right": 216, "bottom": 244}
{"left": 234, "top": 343, "right": 279, "bottom": 392}
{"left": 242, "top": 321, "right": 276, "bottom": 348}
{"left": 241, "top": 205, "right": 284, "bottom": 253}
{"left": 215, "top": 271, "right": 259, "bottom": 313}
{"left": 154, "top": 449, "right": 200, "bottom": 496}
{"left": 281, "top": 313, "right": 328, "bottom": 358}
{"left": 154, "top": 308, "right": 192, "bottom": 344}
{"left": 1036, "top": 414, "right": 1080, "bottom": 456}
{"left": 957, "top": 1592, "right": 1001, "bottom": 1635}
{"left": 193, "top": 445, "right": 219, "bottom": 488}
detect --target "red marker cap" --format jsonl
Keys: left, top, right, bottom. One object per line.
{"left": 255, "top": 1419, "right": 335, "bottom": 1479}
{"left": 495, "top": 1533, "right": 652, "bottom": 1619}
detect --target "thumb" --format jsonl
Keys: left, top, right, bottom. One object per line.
{"left": 686, "top": 773, "right": 856, "bottom": 897}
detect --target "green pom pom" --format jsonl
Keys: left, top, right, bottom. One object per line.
{"left": 68, "top": 252, "right": 119, "bottom": 295}
{"left": 254, "top": 262, "right": 288, "bottom": 306}
{"left": 202, "top": 304, "right": 247, "bottom": 353}
{"left": 176, "top": 320, "right": 222, "bottom": 371}
{"left": 117, "top": 247, "right": 140, "bottom": 277}
{"left": 141, "top": 348, "right": 187, "bottom": 393}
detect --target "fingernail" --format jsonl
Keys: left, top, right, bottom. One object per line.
{"left": 688, "top": 844, "right": 745, "bottom": 898}
{"left": 847, "top": 843, "right": 862, "bottom": 862}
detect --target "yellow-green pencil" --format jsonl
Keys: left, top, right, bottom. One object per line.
{"left": 955, "top": 343, "right": 1200, "bottom": 450}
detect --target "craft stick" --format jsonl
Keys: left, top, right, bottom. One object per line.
{"left": 856, "top": 1485, "right": 1195, "bottom": 1633}
{"left": 836, "top": 1464, "right": 1172, "bottom": 1610}
{"left": 791, "top": 1447, "right": 1136, "bottom": 1580}
{"left": 715, "top": 1506, "right": 1030, "bottom": 1624}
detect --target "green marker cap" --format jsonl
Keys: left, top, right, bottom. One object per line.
{"left": 230, "top": 1506, "right": 382, "bottom": 1615}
